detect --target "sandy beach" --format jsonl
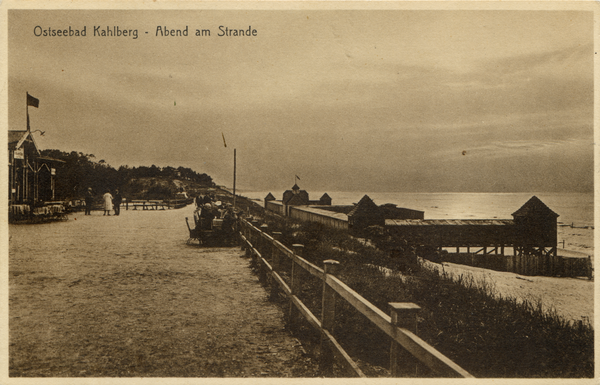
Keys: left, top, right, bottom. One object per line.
{"left": 423, "top": 260, "right": 594, "bottom": 325}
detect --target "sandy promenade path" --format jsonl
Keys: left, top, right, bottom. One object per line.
{"left": 9, "top": 206, "right": 317, "bottom": 377}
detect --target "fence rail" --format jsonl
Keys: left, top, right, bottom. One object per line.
{"left": 125, "top": 198, "right": 192, "bottom": 210}
{"left": 238, "top": 218, "right": 473, "bottom": 378}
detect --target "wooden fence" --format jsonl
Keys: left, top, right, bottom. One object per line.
{"left": 125, "top": 198, "right": 192, "bottom": 210}
{"left": 288, "top": 206, "right": 349, "bottom": 230}
{"left": 238, "top": 218, "right": 473, "bottom": 378}
{"left": 438, "top": 251, "right": 593, "bottom": 279}
{"left": 265, "top": 200, "right": 284, "bottom": 215}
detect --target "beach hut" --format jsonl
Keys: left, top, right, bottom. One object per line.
{"left": 348, "top": 195, "right": 385, "bottom": 235}
{"left": 264, "top": 192, "right": 276, "bottom": 206}
{"left": 8, "top": 130, "right": 63, "bottom": 204}
{"left": 318, "top": 193, "right": 332, "bottom": 205}
{"left": 512, "top": 195, "right": 559, "bottom": 248}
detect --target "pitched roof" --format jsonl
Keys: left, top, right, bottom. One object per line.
{"left": 292, "top": 183, "right": 300, "bottom": 191}
{"left": 8, "top": 130, "right": 39, "bottom": 154}
{"left": 287, "top": 193, "right": 308, "bottom": 206}
{"left": 8, "top": 130, "right": 28, "bottom": 146}
{"left": 264, "top": 192, "right": 276, "bottom": 200}
{"left": 320, "top": 193, "right": 331, "bottom": 199}
{"left": 347, "top": 195, "right": 381, "bottom": 217}
{"left": 512, "top": 196, "right": 559, "bottom": 218}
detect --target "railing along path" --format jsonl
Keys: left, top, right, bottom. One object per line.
{"left": 238, "top": 217, "right": 473, "bottom": 378}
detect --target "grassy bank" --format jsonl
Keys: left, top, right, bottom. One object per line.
{"left": 251, "top": 211, "right": 593, "bottom": 378}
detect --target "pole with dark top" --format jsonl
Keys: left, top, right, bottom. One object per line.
{"left": 320, "top": 259, "right": 340, "bottom": 376}
{"left": 233, "top": 149, "right": 236, "bottom": 209}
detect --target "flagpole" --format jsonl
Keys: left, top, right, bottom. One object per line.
{"left": 233, "top": 148, "right": 236, "bottom": 209}
{"left": 26, "top": 92, "right": 29, "bottom": 131}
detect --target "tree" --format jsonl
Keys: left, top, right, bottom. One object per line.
{"left": 39, "top": 149, "right": 215, "bottom": 200}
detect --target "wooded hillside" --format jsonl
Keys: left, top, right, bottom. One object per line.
{"left": 41, "top": 149, "right": 214, "bottom": 200}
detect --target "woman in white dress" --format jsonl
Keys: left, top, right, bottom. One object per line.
{"left": 103, "top": 191, "right": 113, "bottom": 216}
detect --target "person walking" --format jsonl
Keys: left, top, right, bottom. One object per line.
{"left": 113, "top": 189, "right": 123, "bottom": 216}
{"left": 84, "top": 187, "right": 94, "bottom": 215}
{"left": 103, "top": 190, "right": 113, "bottom": 216}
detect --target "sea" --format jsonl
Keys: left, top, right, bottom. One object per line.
{"left": 239, "top": 191, "right": 594, "bottom": 256}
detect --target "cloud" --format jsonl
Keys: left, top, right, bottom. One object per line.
{"left": 8, "top": 10, "right": 594, "bottom": 193}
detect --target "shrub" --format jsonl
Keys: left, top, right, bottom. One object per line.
{"left": 250, "top": 213, "right": 593, "bottom": 378}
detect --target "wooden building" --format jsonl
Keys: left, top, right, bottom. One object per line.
{"left": 348, "top": 195, "right": 425, "bottom": 234}
{"left": 282, "top": 183, "right": 309, "bottom": 205}
{"left": 8, "top": 130, "right": 64, "bottom": 221}
{"left": 347, "top": 195, "right": 385, "bottom": 231}
{"left": 264, "top": 192, "right": 276, "bottom": 207}
{"left": 265, "top": 189, "right": 562, "bottom": 276}
{"left": 8, "top": 130, "right": 60, "bottom": 203}
{"left": 385, "top": 196, "right": 558, "bottom": 259}
{"left": 385, "top": 218, "right": 515, "bottom": 254}
{"left": 266, "top": 184, "right": 333, "bottom": 216}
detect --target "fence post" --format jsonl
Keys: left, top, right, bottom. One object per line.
{"left": 320, "top": 259, "right": 341, "bottom": 376}
{"left": 253, "top": 227, "right": 260, "bottom": 261}
{"left": 248, "top": 226, "right": 257, "bottom": 262}
{"left": 250, "top": 219, "right": 259, "bottom": 251}
{"left": 257, "top": 224, "right": 269, "bottom": 282}
{"left": 271, "top": 232, "right": 282, "bottom": 269}
{"left": 245, "top": 222, "right": 251, "bottom": 251}
{"left": 247, "top": 222, "right": 253, "bottom": 255}
{"left": 270, "top": 232, "right": 282, "bottom": 300}
{"left": 260, "top": 224, "right": 269, "bottom": 255}
{"left": 288, "top": 244, "right": 304, "bottom": 329}
{"left": 389, "top": 302, "right": 421, "bottom": 377}
{"left": 243, "top": 221, "right": 252, "bottom": 256}
{"left": 239, "top": 219, "right": 246, "bottom": 252}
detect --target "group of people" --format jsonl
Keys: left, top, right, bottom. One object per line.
{"left": 193, "top": 194, "right": 237, "bottom": 237}
{"left": 84, "top": 187, "right": 123, "bottom": 216}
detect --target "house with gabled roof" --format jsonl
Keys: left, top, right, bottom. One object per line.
{"left": 282, "top": 183, "right": 309, "bottom": 205}
{"left": 264, "top": 183, "right": 333, "bottom": 216}
{"left": 347, "top": 195, "right": 385, "bottom": 233}
{"left": 319, "top": 193, "right": 332, "bottom": 205}
{"left": 9, "top": 130, "right": 63, "bottom": 207}
{"left": 511, "top": 195, "right": 559, "bottom": 250}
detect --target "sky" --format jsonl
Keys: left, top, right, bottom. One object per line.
{"left": 7, "top": 8, "right": 594, "bottom": 193}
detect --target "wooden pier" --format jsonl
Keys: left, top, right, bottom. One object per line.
{"left": 265, "top": 194, "right": 578, "bottom": 278}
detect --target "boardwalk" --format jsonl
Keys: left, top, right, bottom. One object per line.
{"left": 9, "top": 206, "right": 317, "bottom": 377}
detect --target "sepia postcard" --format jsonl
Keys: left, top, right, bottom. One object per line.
{"left": 1, "top": 1, "right": 597, "bottom": 384}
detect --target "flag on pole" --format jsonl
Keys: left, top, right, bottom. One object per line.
{"left": 27, "top": 93, "right": 39, "bottom": 108}
{"left": 295, "top": 175, "right": 300, "bottom": 181}
{"left": 222, "top": 132, "right": 227, "bottom": 148}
